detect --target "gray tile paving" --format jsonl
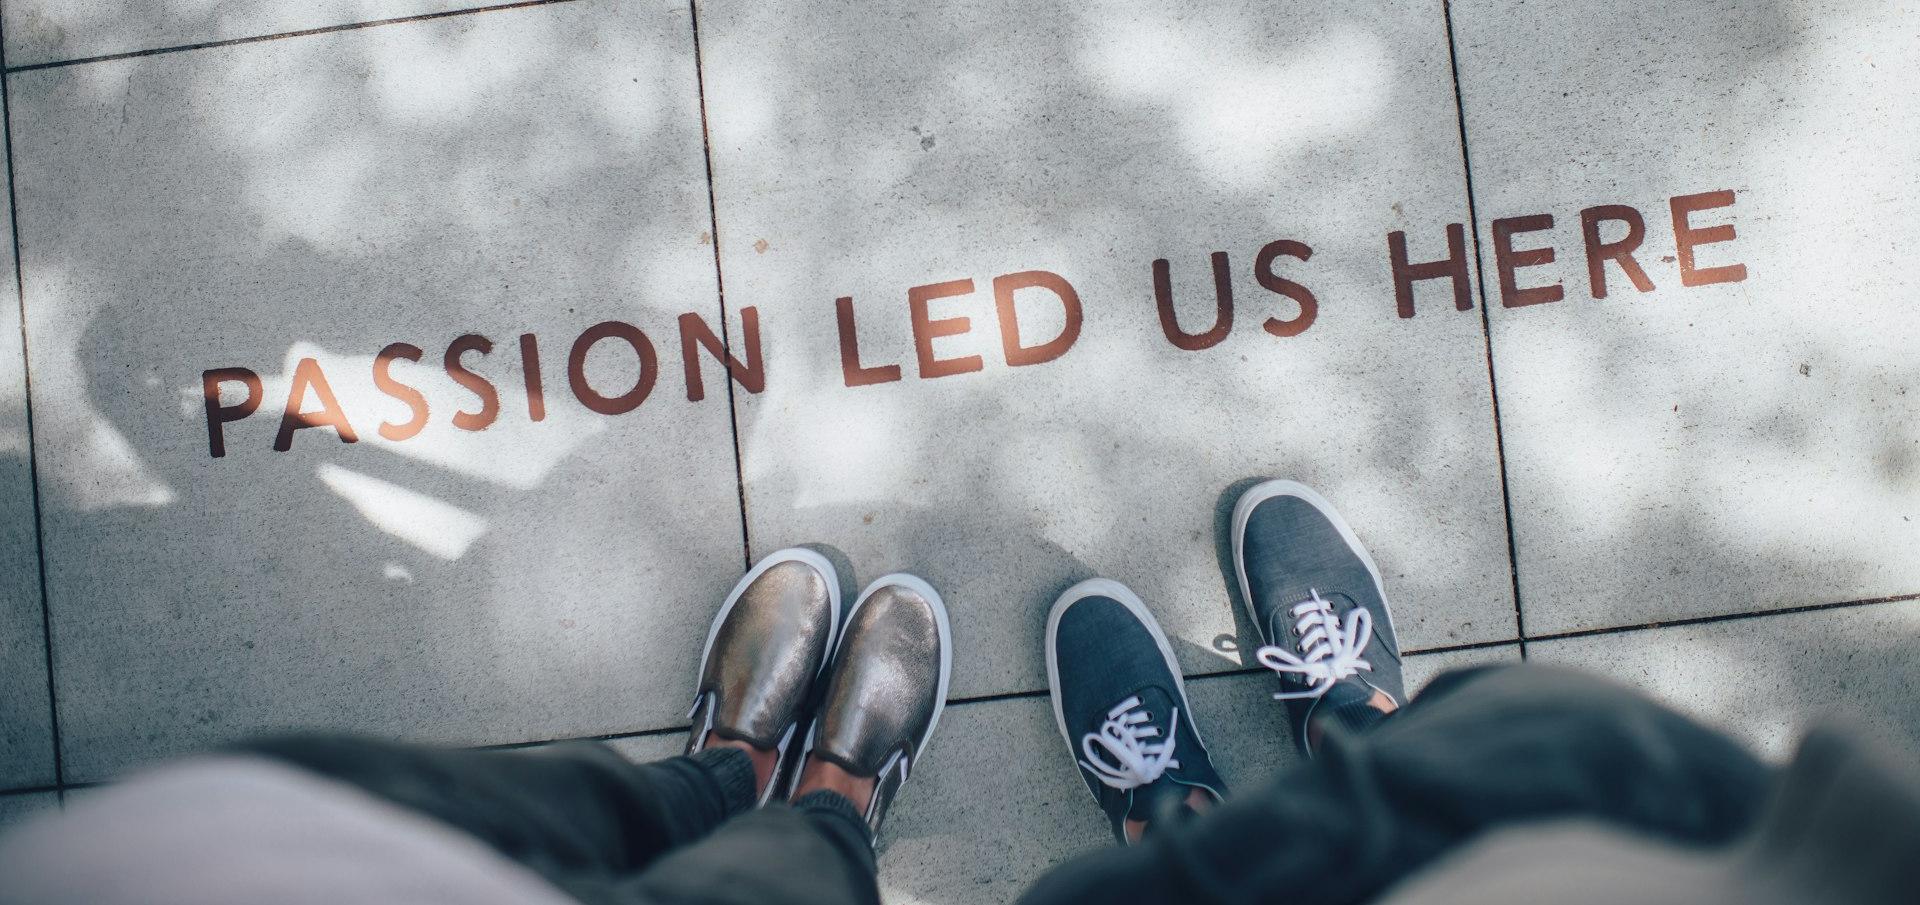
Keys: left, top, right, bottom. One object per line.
{"left": 878, "top": 645, "right": 1518, "bottom": 904}
{"left": 3, "top": 0, "right": 476, "bottom": 67}
{"left": 1453, "top": 0, "right": 1920, "bottom": 633}
{"left": 701, "top": 0, "right": 1517, "bottom": 704}
{"left": 48, "top": 784, "right": 100, "bottom": 807}
{"left": 0, "top": 792, "right": 59, "bottom": 835}
{"left": 601, "top": 731, "right": 684, "bottom": 764}
{"left": 1400, "top": 642, "right": 1520, "bottom": 694}
{"left": 0, "top": 5, "right": 1907, "bottom": 891}
{"left": 10, "top": 0, "right": 744, "bottom": 782}
{"left": 877, "top": 689, "right": 1108, "bottom": 905}
{"left": 1532, "top": 602, "right": 1920, "bottom": 761}
{"left": 0, "top": 156, "right": 55, "bottom": 791}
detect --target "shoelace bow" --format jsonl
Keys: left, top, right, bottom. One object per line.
{"left": 1255, "top": 588, "right": 1375, "bottom": 701}
{"left": 1079, "top": 696, "right": 1181, "bottom": 791}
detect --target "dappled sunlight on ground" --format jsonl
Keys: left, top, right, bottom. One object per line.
{"left": 0, "top": 1, "right": 1914, "bottom": 901}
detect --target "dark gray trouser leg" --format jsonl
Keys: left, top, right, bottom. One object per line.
{"left": 622, "top": 791, "right": 879, "bottom": 905}
{"left": 1017, "top": 663, "right": 1771, "bottom": 905}
{"left": 236, "top": 735, "right": 877, "bottom": 905}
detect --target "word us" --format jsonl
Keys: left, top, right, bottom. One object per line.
{"left": 201, "top": 190, "right": 1744, "bottom": 459}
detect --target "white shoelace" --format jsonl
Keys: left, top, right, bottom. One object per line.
{"left": 1078, "top": 696, "right": 1181, "bottom": 791}
{"left": 1255, "top": 589, "right": 1375, "bottom": 701}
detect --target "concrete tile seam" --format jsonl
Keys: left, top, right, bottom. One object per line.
{"left": 0, "top": 643, "right": 1528, "bottom": 795}
{"left": 63, "top": 594, "right": 1903, "bottom": 787}
{"left": 0, "top": 638, "right": 1526, "bottom": 795}
{"left": 0, "top": 24, "right": 65, "bottom": 790}
{"left": 19, "top": 589, "right": 1916, "bottom": 794}
{"left": 478, "top": 724, "right": 692, "bottom": 752}
{"left": 943, "top": 638, "right": 1526, "bottom": 706}
{"left": 4, "top": 593, "right": 1903, "bottom": 796}
{"left": 1450, "top": 0, "right": 1920, "bottom": 634}
{"left": 687, "top": 0, "right": 754, "bottom": 573}
{"left": 20, "top": 0, "right": 742, "bottom": 781}
{"left": 1440, "top": 0, "right": 1527, "bottom": 653}
{"left": 1521, "top": 592, "right": 1920, "bottom": 645}
{"left": 4, "top": 0, "right": 587, "bottom": 74}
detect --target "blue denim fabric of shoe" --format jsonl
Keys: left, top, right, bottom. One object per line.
{"left": 1047, "top": 579, "right": 1226, "bottom": 844}
{"left": 1232, "top": 480, "right": 1407, "bottom": 755}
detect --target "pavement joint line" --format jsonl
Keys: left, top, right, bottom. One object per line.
{"left": 9, "top": 592, "right": 1919, "bottom": 796}
{"left": 408, "top": 636, "right": 1540, "bottom": 757}
{"left": 687, "top": 0, "right": 755, "bottom": 573}
{"left": 1521, "top": 591, "right": 1920, "bottom": 645}
{"left": 2, "top": 0, "right": 585, "bottom": 74}
{"left": 5, "top": 637, "right": 1532, "bottom": 793}
{"left": 871, "top": 635, "right": 1532, "bottom": 711}
{"left": 1440, "top": 0, "right": 1527, "bottom": 659}
{"left": 0, "top": 16, "right": 66, "bottom": 791}
{"left": 481, "top": 722, "right": 693, "bottom": 752}
{"left": 278, "top": 641, "right": 1533, "bottom": 755}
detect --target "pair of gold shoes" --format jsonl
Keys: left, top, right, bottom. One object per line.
{"left": 683, "top": 549, "right": 952, "bottom": 838}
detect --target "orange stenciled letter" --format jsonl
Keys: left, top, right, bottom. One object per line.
{"left": 274, "top": 357, "right": 359, "bottom": 452}
{"left": 1153, "top": 253, "right": 1234, "bottom": 351}
{"left": 202, "top": 367, "right": 263, "bottom": 458}
{"left": 518, "top": 333, "right": 547, "bottom": 423}
{"left": 569, "top": 321, "right": 658, "bottom": 415}
{"left": 1581, "top": 204, "right": 1654, "bottom": 299}
{"left": 1254, "top": 239, "right": 1317, "bottom": 337}
{"left": 679, "top": 307, "right": 766, "bottom": 402}
{"left": 1491, "top": 214, "right": 1564, "bottom": 308}
{"left": 1388, "top": 223, "right": 1472, "bottom": 318}
{"left": 372, "top": 342, "right": 430, "bottom": 441}
{"left": 444, "top": 334, "right": 500, "bottom": 432}
{"left": 909, "top": 278, "right": 983, "bottom": 379}
{"left": 836, "top": 296, "right": 902, "bottom": 388}
{"left": 1670, "top": 190, "right": 1747, "bottom": 288}
{"left": 993, "top": 270, "right": 1082, "bottom": 367}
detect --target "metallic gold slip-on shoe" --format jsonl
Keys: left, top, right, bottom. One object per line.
{"left": 794, "top": 573, "right": 952, "bottom": 838}
{"left": 686, "top": 548, "right": 841, "bottom": 805}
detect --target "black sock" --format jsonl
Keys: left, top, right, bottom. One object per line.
{"left": 1314, "top": 682, "right": 1393, "bottom": 738}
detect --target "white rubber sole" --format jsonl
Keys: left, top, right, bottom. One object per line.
{"left": 1230, "top": 480, "right": 1400, "bottom": 646}
{"left": 1045, "top": 577, "right": 1207, "bottom": 754}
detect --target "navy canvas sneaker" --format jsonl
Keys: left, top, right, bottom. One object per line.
{"left": 1232, "top": 480, "right": 1406, "bottom": 756}
{"left": 1046, "top": 578, "right": 1225, "bottom": 844}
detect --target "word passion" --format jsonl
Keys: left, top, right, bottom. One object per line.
{"left": 201, "top": 190, "right": 1745, "bottom": 458}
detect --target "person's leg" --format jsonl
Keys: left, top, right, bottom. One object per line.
{"left": 1040, "top": 479, "right": 1410, "bottom": 851}
{"left": 238, "top": 547, "right": 854, "bottom": 902}
{"left": 1021, "top": 481, "right": 1768, "bottom": 905}
{"left": 1046, "top": 578, "right": 1228, "bottom": 844}
{"left": 617, "top": 572, "right": 956, "bottom": 905}
{"left": 226, "top": 733, "right": 884, "bottom": 905}
{"left": 684, "top": 548, "right": 844, "bottom": 802}
{"left": 786, "top": 573, "right": 953, "bottom": 836}
{"left": 1231, "top": 480, "right": 1413, "bottom": 757}
{"left": 235, "top": 734, "right": 759, "bottom": 881}
{"left": 1020, "top": 662, "right": 1769, "bottom": 905}
{"left": 617, "top": 791, "right": 878, "bottom": 905}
